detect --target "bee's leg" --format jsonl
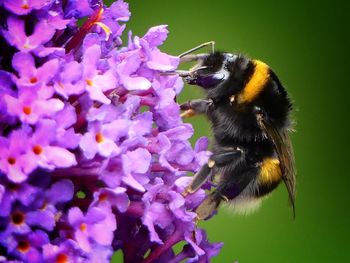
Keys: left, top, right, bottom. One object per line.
{"left": 211, "top": 148, "right": 244, "bottom": 167}
{"left": 180, "top": 109, "right": 196, "bottom": 118}
{"left": 179, "top": 41, "right": 215, "bottom": 58}
{"left": 180, "top": 98, "right": 214, "bottom": 112}
{"left": 196, "top": 163, "right": 258, "bottom": 220}
{"left": 195, "top": 191, "right": 222, "bottom": 220}
{"left": 160, "top": 70, "right": 191, "bottom": 77}
{"left": 185, "top": 163, "right": 213, "bottom": 194}
{"left": 159, "top": 66, "right": 207, "bottom": 77}
{"left": 187, "top": 148, "right": 244, "bottom": 193}
{"left": 209, "top": 149, "right": 244, "bottom": 183}
{"left": 180, "top": 98, "right": 214, "bottom": 118}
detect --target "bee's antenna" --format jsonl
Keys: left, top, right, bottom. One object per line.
{"left": 191, "top": 66, "right": 208, "bottom": 71}
{"left": 178, "top": 41, "right": 215, "bottom": 58}
{"left": 180, "top": 53, "right": 208, "bottom": 63}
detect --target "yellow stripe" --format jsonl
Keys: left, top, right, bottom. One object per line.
{"left": 238, "top": 60, "right": 270, "bottom": 104}
{"left": 259, "top": 158, "right": 282, "bottom": 184}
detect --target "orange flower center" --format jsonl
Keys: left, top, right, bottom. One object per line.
{"left": 32, "top": 145, "right": 43, "bottom": 155}
{"left": 11, "top": 211, "right": 25, "bottom": 225}
{"left": 99, "top": 193, "right": 108, "bottom": 202}
{"left": 17, "top": 240, "right": 30, "bottom": 253}
{"left": 29, "top": 77, "right": 38, "bottom": 83}
{"left": 21, "top": 3, "right": 30, "bottom": 9}
{"left": 86, "top": 79, "right": 93, "bottom": 86}
{"left": 56, "top": 253, "right": 69, "bottom": 263}
{"left": 79, "top": 223, "right": 87, "bottom": 232}
{"left": 23, "top": 106, "right": 32, "bottom": 115}
{"left": 95, "top": 132, "right": 104, "bottom": 143}
{"left": 8, "top": 157, "right": 16, "bottom": 165}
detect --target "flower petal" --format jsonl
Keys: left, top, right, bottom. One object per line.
{"left": 68, "top": 207, "right": 84, "bottom": 225}
{"left": 47, "top": 179, "right": 74, "bottom": 204}
{"left": 79, "top": 132, "right": 99, "bottom": 159}
{"left": 143, "top": 25, "right": 168, "bottom": 47}
{"left": 123, "top": 148, "right": 151, "bottom": 174}
{"left": 44, "top": 146, "right": 77, "bottom": 168}
{"left": 75, "top": 230, "right": 91, "bottom": 252}
{"left": 12, "top": 52, "right": 36, "bottom": 79}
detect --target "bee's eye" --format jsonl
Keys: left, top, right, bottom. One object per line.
{"left": 186, "top": 71, "right": 227, "bottom": 89}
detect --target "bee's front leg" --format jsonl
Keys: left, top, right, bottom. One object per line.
{"left": 211, "top": 147, "right": 244, "bottom": 167}
{"left": 180, "top": 98, "right": 214, "bottom": 118}
{"left": 184, "top": 163, "right": 213, "bottom": 194}
{"left": 185, "top": 148, "right": 244, "bottom": 194}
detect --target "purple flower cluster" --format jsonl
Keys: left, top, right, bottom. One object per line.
{"left": 0, "top": 0, "right": 222, "bottom": 262}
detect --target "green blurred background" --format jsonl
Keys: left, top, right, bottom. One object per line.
{"left": 111, "top": 0, "right": 350, "bottom": 262}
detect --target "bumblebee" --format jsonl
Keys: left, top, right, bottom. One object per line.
{"left": 177, "top": 42, "right": 295, "bottom": 219}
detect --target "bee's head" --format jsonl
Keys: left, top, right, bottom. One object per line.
{"left": 185, "top": 52, "right": 247, "bottom": 89}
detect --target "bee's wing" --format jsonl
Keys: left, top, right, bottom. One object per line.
{"left": 260, "top": 119, "right": 296, "bottom": 217}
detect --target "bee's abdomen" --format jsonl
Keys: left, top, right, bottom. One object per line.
{"left": 259, "top": 158, "right": 282, "bottom": 184}
{"left": 255, "top": 158, "right": 282, "bottom": 197}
